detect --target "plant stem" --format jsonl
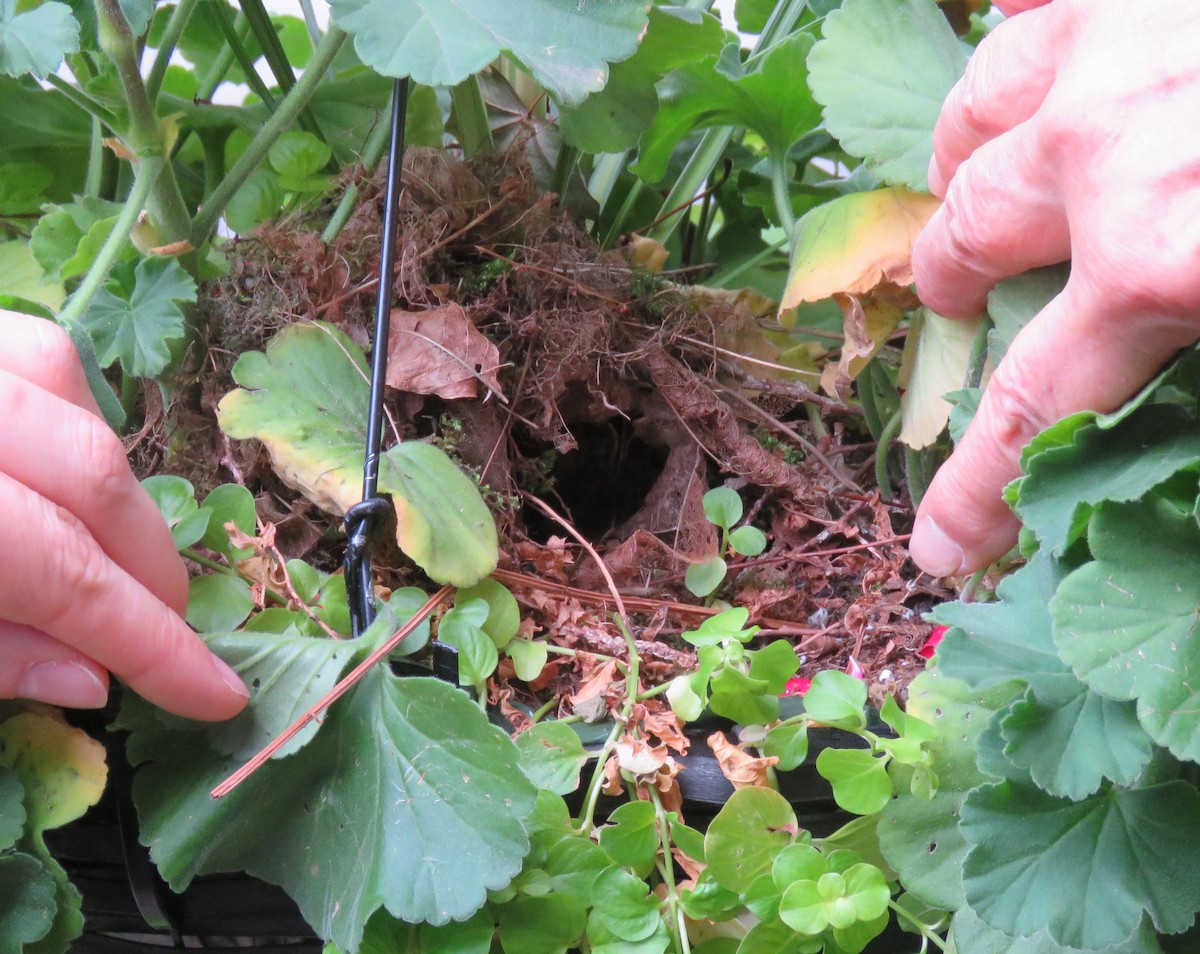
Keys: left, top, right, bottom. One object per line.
{"left": 769, "top": 152, "right": 796, "bottom": 242}
{"left": 45, "top": 74, "right": 119, "bottom": 128}
{"left": 874, "top": 407, "right": 902, "bottom": 500}
{"left": 552, "top": 144, "right": 582, "bottom": 204}
{"left": 240, "top": 0, "right": 329, "bottom": 144}
{"left": 887, "top": 899, "right": 947, "bottom": 951}
{"left": 321, "top": 87, "right": 398, "bottom": 243}
{"left": 95, "top": 0, "right": 194, "bottom": 248}
{"left": 57, "top": 157, "right": 162, "bottom": 328}
{"left": 182, "top": 547, "right": 289, "bottom": 606}
{"left": 964, "top": 313, "right": 994, "bottom": 389}
{"left": 649, "top": 786, "right": 691, "bottom": 954}
{"left": 192, "top": 26, "right": 348, "bottom": 246}
{"left": 146, "top": 0, "right": 200, "bottom": 101}
{"left": 196, "top": 13, "right": 250, "bottom": 100}
{"left": 575, "top": 718, "right": 624, "bottom": 835}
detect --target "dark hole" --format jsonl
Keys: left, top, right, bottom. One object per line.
{"left": 928, "top": 841, "right": 938, "bottom": 853}
{"left": 522, "top": 417, "right": 668, "bottom": 541}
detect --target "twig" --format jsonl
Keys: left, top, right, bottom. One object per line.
{"left": 265, "top": 540, "right": 343, "bottom": 640}
{"left": 211, "top": 584, "right": 453, "bottom": 798}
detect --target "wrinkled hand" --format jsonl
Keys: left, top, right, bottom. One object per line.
{"left": 0, "top": 310, "right": 248, "bottom": 720}
{"left": 910, "top": 0, "right": 1200, "bottom": 575}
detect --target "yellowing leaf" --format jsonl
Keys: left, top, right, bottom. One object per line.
{"left": 0, "top": 710, "right": 106, "bottom": 834}
{"left": 780, "top": 187, "right": 940, "bottom": 315}
{"left": 900, "top": 309, "right": 983, "bottom": 449}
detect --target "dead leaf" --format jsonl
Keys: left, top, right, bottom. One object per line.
{"left": 819, "top": 295, "right": 904, "bottom": 398}
{"left": 781, "top": 187, "right": 940, "bottom": 315}
{"left": 386, "top": 303, "right": 505, "bottom": 400}
{"left": 707, "top": 730, "right": 779, "bottom": 790}
{"left": 625, "top": 234, "right": 669, "bottom": 271}
{"left": 615, "top": 736, "right": 670, "bottom": 777}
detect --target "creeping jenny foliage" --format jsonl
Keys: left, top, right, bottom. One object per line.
{"left": 881, "top": 350, "right": 1200, "bottom": 952}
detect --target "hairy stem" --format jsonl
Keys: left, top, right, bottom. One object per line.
{"left": 191, "top": 26, "right": 349, "bottom": 246}
{"left": 46, "top": 74, "right": 118, "bottom": 127}
{"left": 146, "top": 0, "right": 201, "bottom": 101}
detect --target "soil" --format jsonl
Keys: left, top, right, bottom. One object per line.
{"left": 125, "top": 147, "right": 955, "bottom": 730}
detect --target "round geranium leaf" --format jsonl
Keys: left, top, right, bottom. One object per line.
{"left": 705, "top": 787, "right": 798, "bottom": 893}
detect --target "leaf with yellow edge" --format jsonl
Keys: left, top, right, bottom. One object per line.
{"left": 217, "top": 322, "right": 498, "bottom": 586}
{"left": 899, "top": 309, "right": 983, "bottom": 449}
{"left": 780, "top": 188, "right": 939, "bottom": 313}
{"left": 0, "top": 711, "right": 107, "bottom": 835}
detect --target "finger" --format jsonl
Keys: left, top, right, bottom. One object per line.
{"left": 914, "top": 122, "right": 1071, "bottom": 318}
{"left": 0, "top": 311, "right": 102, "bottom": 417}
{"left": 910, "top": 283, "right": 1200, "bottom": 576}
{"left": 929, "top": 5, "right": 1061, "bottom": 195}
{"left": 0, "top": 369, "right": 188, "bottom": 615}
{"left": 993, "top": 0, "right": 1055, "bottom": 16}
{"left": 0, "top": 471, "right": 249, "bottom": 721}
{"left": 0, "top": 622, "right": 110, "bottom": 709}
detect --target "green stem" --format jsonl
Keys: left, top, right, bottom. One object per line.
{"left": 575, "top": 719, "right": 625, "bottom": 835}
{"left": 240, "top": 0, "right": 328, "bottom": 144}
{"left": 887, "top": 899, "right": 947, "bottom": 951}
{"left": 588, "top": 151, "right": 629, "bottom": 218}
{"left": 96, "top": 0, "right": 193, "bottom": 248}
{"left": 86, "top": 118, "right": 105, "bottom": 198}
{"left": 964, "top": 313, "right": 994, "bottom": 389}
{"left": 600, "top": 176, "right": 645, "bottom": 248}
{"left": 321, "top": 88, "right": 398, "bottom": 243}
{"left": 960, "top": 567, "right": 988, "bottom": 603}
{"left": 647, "top": 0, "right": 808, "bottom": 245}
{"left": 146, "top": 0, "right": 201, "bottom": 101}
{"left": 649, "top": 787, "right": 691, "bottom": 954}
{"left": 57, "top": 158, "right": 163, "bottom": 328}
{"left": 528, "top": 696, "right": 558, "bottom": 724}
{"left": 45, "top": 74, "right": 119, "bottom": 128}
{"left": 196, "top": 14, "right": 250, "bottom": 100}
{"left": 769, "top": 151, "right": 796, "bottom": 243}
{"left": 209, "top": 0, "right": 277, "bottom": 109}
{"left": 616, "top": 616, "right": 642, "bottom": 721}
{"left": 637, "top": 682, "right": 672, "bottom": 701}
{"left": 552, "top": 144, "right": 582, "bottom": 204}
{"left": 709, "top": 234, "right": 788, "bottom": 289}
{"left": 450, "top": 75, "right": 494, "bottom": 158}
{"left": 874, "top": 408, "right": 902, "bottom": 501}
{"left": 191, "top": 26, "right": 348, "bottom": 246}
{"left": 181, "top": 548, "right": 288, "bottom": 605}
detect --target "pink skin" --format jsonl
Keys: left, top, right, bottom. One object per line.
{"left": 0, "top": 310, "right": 248, "bottom": 720}
{"left": 910, "top": 0, "right": 1200, "bottom": 575}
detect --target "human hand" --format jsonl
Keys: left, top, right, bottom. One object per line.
{"left": 910, "top": 0, "right": 1200, "bottom": 575}
{"left": 0, "top": 310, "right": 248, "bottom": 720}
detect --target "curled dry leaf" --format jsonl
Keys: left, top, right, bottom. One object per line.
{"left": 386, "top": 302, "right": 505, "bottom": 400}
{"left": 707, "top": 730, "right": 779, "bottom": 790}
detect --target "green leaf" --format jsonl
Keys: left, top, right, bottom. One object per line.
{"left": 747, "top": 639, "right": 800, "bottom": 695}
{"left": 948, "top": 904, "right": 1164, "bottom": 954}
{"left": 438, "top": 599, "right": 499, "bottom": 690}
{"left": 0, "top": 852, "right": 57, "bottom": 951}
{"left": 878, "top": 673, "right": 1020, "bottom": 912}
{"left": 0, "top": 240, "right": 64, "bottom": 310}
{"left": 598, "top": 800, "right": 659, "bottom": 870}
{"left": 705, "top": 787, "right": 797, "bottom": 894}
{"left": 0, "top": 160, "right": 50, "bottom": 214}
{"left": 141, "top": 475, "right": 209, "bottom": 549}
{"left": 961, "top": 780, "right": 1200, "bottom": 948}
{"left": 590, "top": 866, "right": 663, "bottom": 942}
{"left": 762, "top": 722, "right": 808, "bottom": 771}
{"left": 815, "top": 748, "right": 892, "bottom": 815}
{"left": 729, "top": 525, "right": 767, "bottom": 556}
{"left": 513, "top": 722, "right": 588, "bottom": 796}
{"left": 800, "top": 670, "right": 866, "bottom": 729}
{"left": 328, "top": 0, "right": 648, "bottom": 106}
{"left": 225, "top": 167, "right": 285, "bottom": 233}
{"left": 80, "top": 256, "right": 196, "bottom": 378}
{"left": 457, "top": 578, "right": 520, "bottom": 648}
{"left": 987, "top": 264, "right": 1069, "bottom": 363}
{"left": 507, "top": 639, "right": 548, "bottom": 682}
{"left": 0, "top": 765, "right": 23, "bottom": 849}
{"left": 635, "top": 33, "right": 822, "bottom": 182}
{"left": 709, "top": 665, "right": 778, "bottom": 725}
{"left": 199, "top": 483, "right": 257, "bottom": 560}
{"left": 29, "top": 197, "right": 124, "bottom": 280}
{"left": 682, "top": 608, "right": 757, "bottom": 647}
{"left": 936, "top": 552, "right": 1152, "bottom": 798}
{"left": 587, "top": 917, "right": 671, "bottom": 954}
{"left": 685, "top": 556, "right": 727, "bottom": 597}
{"left": 217, "top": 322, "right": 498, "bottom": 586}
{"left": 736, "top": 917, "right": 824, "bottom": 954}
{"left": 0, "top": 0, "right": 79, "bottom": 78}
{"left": 1052, "top": 497, "right": 1200, "bottom": 762}
{"left": 1010, "top": 404, "right": 1200, "bottom": 556}
{"left": 807, "top": 0, "right": 967, "bottom": 190}
{"left": 186, "top": 574, "right": 254, "bottom": 633}
{"left": 269, "top": 130, "right": 332, "bottom": 179}
{"left": 497, "top": 894, "right": 586, "bottom": 954}
{"left": 702, "top": 486, "right": 743, "bottom": 529}
{"left": 417, "top": 908, "right": 495, "bottom": 954}
{"left": 557, "top": 6, "right": 726, "bottom": 153}
{"left": 120, "top": 666, "right": 535, "bottom": 953}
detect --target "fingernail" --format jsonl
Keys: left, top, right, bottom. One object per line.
{"left": 17, "top": 661, "right": 108, "bottom": 709}
{"left": 910, "top": 514, "right": 966, "bottom": 577}
{"left": 211, "top": 654, "right": 250, "bottom": 700}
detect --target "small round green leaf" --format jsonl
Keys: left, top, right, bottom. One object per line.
{"left": 457, "top": 578, "right": 521, "bottom": 647}
{"left": 685, "top": 557, "right": 727, "bottom": 598}
{"left": 0, "top": 852, "right": 57, "bottom": 950}
{"left": 729, "top": 525, "right": 768, "bottom": 556}
{"left": 186, "top": 574, "right": 254, "bottom": 633}
{"left": 590, "top": 866, "right": 664, "bottom": 942}
{"left": 599, "top": 800, "right": 659, "bottom": 870}
{"left": 498, "top": 893, "right": 587, "bottom": 954}
{"left": 507, "top": 639, "right": 549, "bottom": 682}
{"left": 514, "top": 722, "right": 588, "bottom": 796}
{"left": 816, "top": 748, "right": 892, "bottom": 816}
{"left": 763, "top": 723, "right": 809, "bottom": 772}
{"left": 702, "top": 487, "right": 743, "bottom": 529}
{"left": 802, "top": 670, "right": 867, "bottom": 729}
{"left": 705, "top": 787, "right": 797, "bottom": 894}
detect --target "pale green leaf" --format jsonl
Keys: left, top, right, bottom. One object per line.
{"left": 598, "top": 800, "right": 659, "bottom": 870}
{"left": 702, "top": 486, "right": 743, "bottom": 529}
{"left": 808, "top": 0, "right": 967, "bottom": 190}
{"left": 268, "top": 130, "right": 331, "bottom": 178}
{"left": 506, "top": 639, "right": 548, "bottom": 682}
{"left": 590, "top": 866, "right": 663, "bottom": 942}
{"left": 0, "top": 0, "right": 79, "bottom": 78}
{"left": 800, "top": 670, "right": 866, "bottom": 729}
{"left": 948, "top": 905, "right": 1163, "bottom": 954}
{"left": 0, "top": 240, "right": 64, "bottom": 310}
{"left": 685, "top": 556, "right": 726, "bottom": 598}
{"left": 513, "top": 722, "right": 587, "bottom": 795}
{"left": 186, "top": 575, "right": 255, "bottom": 633}
{"left": 815, "top": 748, "right": 891, "bottom": 815}
{"left": 705, "top": 787, "right": 797, "bottom": 894}
{"left": 79, "top": 256, "right": 195, "bottom": 378}
{"left": 328, "top": 0, "right": 648, "bottom": 106}
{"left": 729, "top": 525, "right": 767, "bottom": 556}
{"left": 29, "top": 197, "right": 123, "bottom": 281}
{"left": 217, "top": 323, "right": 498, "bottom": 586}
{"left": 900, "top": 309, "right": 982, "bottom": 449}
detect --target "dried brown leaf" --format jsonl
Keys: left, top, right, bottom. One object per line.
{"left": 707, "top": 730, "right": 779, "bottom": 790}
{"left": 386, "top": 303, "right": 505, "bottom": 400}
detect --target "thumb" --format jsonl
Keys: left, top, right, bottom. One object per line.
{"left": 992, "top": 0, "right": 1054, "bottom": 15}
{"left": 910, "top": 283, "right": 1189, "bottom": 575}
